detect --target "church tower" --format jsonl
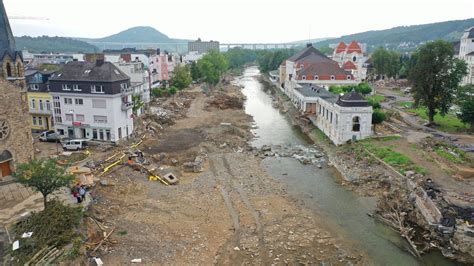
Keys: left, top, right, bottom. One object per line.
{"left": 0, "top": 0, "right": 34, "bottom": 179}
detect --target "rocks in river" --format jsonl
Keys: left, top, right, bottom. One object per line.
{"left": 256, "top": 144, "right": 327, "bottom": 167}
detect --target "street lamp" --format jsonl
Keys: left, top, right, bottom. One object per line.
{"left": 69, "top": 109, "right": 75, "bottom": 139}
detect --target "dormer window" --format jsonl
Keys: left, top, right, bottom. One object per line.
{"left": 62, "top": 84, "right": 71, "bottom": 91}
{"left": 353, "top": 56, "right": 357, "bottom": 62}
{"left": 29, "top": 84, "right": 39, "bottom": 90}
{"left": 331, "top": 75, "right": 335, "bottom": 80}
{"left": 84, "top": 70, "right": 91, "bottom": 74}
{"left": 302, "top": 75, "right": 306, "bottom": 80}
{"left": 121, "top": 83, "right": 128, "bottom": 90}
{"left": 314, "top": 75, "right": 319, "bottom": 80}
{"left": 347, "top": 75, "right": 352, "bottom": 80}
{"left": 73, "top": 84, "right": 81, "bottom": 91}
{"left": 91, "top": 85, "right": 105, "bottom": 93}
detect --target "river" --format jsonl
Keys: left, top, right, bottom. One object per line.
{"left": 236, "top": 66, "right": 454, "bottom": 266}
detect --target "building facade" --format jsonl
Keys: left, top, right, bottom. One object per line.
{"left": 49, "top": 60, "right": 134, "bottom": 142}
{"left": 0, "top": 1, "right": 34, "bottom": 178}
{"left": 281, "top": 45, "right": 373, "bottom": 145}
{"left": 25, "top": 70, "right": 56, "bottom": 131}
{"left": 459, "top": 27, "right": 474, "bottom": 85}
{"left": 188, "top": 38, "right": 220, "bottom": 54}
{"left": 149, "top": 49, "right": 181, "bottom": 86}
{"left": 332, "top": 41, "right": 368, "bottom": 81}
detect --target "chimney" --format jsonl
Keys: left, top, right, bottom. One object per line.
{"left": 306, "top": 43, "right": 312, "bottom": 48}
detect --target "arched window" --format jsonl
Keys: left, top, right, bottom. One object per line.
{"left": 302, "top": 75, "right": 306, "bottom": 80}
{"left": 347, "top": 75, "right": 352, "bottom": 80}
{"left": 352, "top": 116, "right": 361, "bottom": 132}
{"left": 17, "top": 63, "right": 22, "bottom": 77}
{"left": 31, "top": 99, "right": 36, "bottom": 109}
{"left": 330, "top": 75, "right": 335, "bottom": 80}
{"left": 314, "top": 75, "right": 319, "bottom": 80}
{"left": 352, "top": 56, "right": 357, "bottom": 62}
{"left": 6, "top": 63, "right": 12, "bottom": 77}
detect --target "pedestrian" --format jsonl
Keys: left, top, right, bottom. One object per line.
{"left": 72, "top": 187, "right": 81, "bottom": 204}
{"left": 79, "top": 185, "right": 86, "bottom": 202}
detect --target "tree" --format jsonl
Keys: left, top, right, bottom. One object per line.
{"left": 171, "top": 64, "right": 192, "bottom": 92}
{"left": 14, "top": 159, "right": 75, "bottom": 208}
{"left": 356, "top": 82, "right": 373, "bottom": 95}
{"left": 371, "top": 47, "right": 401, "bottom": 79}
{"left": 190, "top": 61, "right": 201, "bottom": 81}
{"left": 372, "top": 108, "right": 386, "bottom": 133}
{"left": 456, "top": 85, "right": 474, "bottom": 131}
{"left": 132, "top": 94, "right": 144, "bottom": 114}
{"left": 409, "top": 40, "right": 468, "bottom": 125}
{"left": 168, "top": 86, "right": 177, "bottom": 100}
{"left": 197, "top": 50, "right": 229, "bottom": 88}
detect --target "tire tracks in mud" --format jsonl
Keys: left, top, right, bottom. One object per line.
{"left": 209, "top": 152, "right": 269, "bottom": 263}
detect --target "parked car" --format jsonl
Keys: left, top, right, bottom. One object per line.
{"left": 39, "top": 131, "right": 65, "bottom": 142}
{"left": 62, "top": 139, "right": 88, "bottom": 151}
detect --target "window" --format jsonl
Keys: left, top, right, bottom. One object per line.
{"left": 29, "top": 84, "right": 39, "bottom": 90}
{"left": 76, "top": 114, "right": 85, "bottom": 122}
{"left": 118, "top": 127, "right": 122, "bottom": 139}
{"left": 30, "top": 99, "right": 36, "bottom": 109}
{"left": 106, "top": 129, "right": 111, "bottom": 141}
{"left": 302, "top": 75, "right": 306, "bottom": 80}
{"left": 92, "top": 99, "right": 106, "bottom": 108}
{"left": 6, "top": 63, "right": 12, "bottom": 77}
{"left": 54, "top": 116, "right": 62, "bottom": 123}
{"left": 347, "top": 75, "right": 352, "bottom": 80}
{"left": 91, "top": 85, "right": 105, "bottom": 93}
{"left": 353, "top": 56, "right": 357, "bottom": 62}
{"left": 73, "top": 84, "right": 81, "bottom": 91}
{"left": 62, "top": 84, "right": 72, "bottom": 91}
{"left": 46, "top": 100, "right": 51, "bottom": 111}
{"left": 352, "top": 116, "right": 361, "bottom": 132}
{"left": 330, "top": 112, "right": 333, "bottom": 123}
{"left": 38, "top": 117, "right": 43, "bottom": 126}
{"left": 64, "top": 98, "right": 72, "bottom": 104}
{"left": 121, "top": 83, "right": 128, "bottom": 90}
{"left": 65, "top": 114, "right": 73, "bottom": 121}
{"left": 93, "top": 115, "right": 107, "bottom": 123}
{"left": 39, "top": 100, "right": 44, "bottom": 110}
{"left": 32, "top": 117, "right": 37, "bottom": 125}
{"left": 92, "top": 129, "right": 98, "bottom": 139}
{"left": 75, "top": 98, "right": 84, "bottom": 105}
{"left": 314, "top": 75, "right": 319, "bottom": 80}
{"left": 84, "top": 69, "right": 91, "bottom": 74}
{"left": 99, "top": 129, "right": 104, "bottom": 140}
{"left": 330, "top": 75, "right": 335, "bottom": 80}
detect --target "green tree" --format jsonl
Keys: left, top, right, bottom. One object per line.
{"left": 132, "top": 94, "right": 144, "bottom": 114}
{"left": 190, "top": 61, "right": 201, "bottom": 81}
{"left": 409, "top": 40, "right": 468, "bottom": 125}
{"left": 372, "top": 47, "right": 400, "bottom": 79}
{"left": 456, "top": 85, "right": 474, "bottom": 131}
{"left": 197, "top": 50, "right": 228, "bottom": 88}
{"left": 372, "top": 108, "right": 386, "bottom": 133}
{"left": 14, "top": 159, "right": 75, "bottom": 208}
{"left": 171, "top": 64, "right": 192, "bottom": 92}
{"left": 168, "top": 86, "right": 177, "bottom": 99}
{"left": 356, "top": 82, "right": 373, "bottom": 95}
{"left": 224, "top": 47, "right": 257, "bottom": 69}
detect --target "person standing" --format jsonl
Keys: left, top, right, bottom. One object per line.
{"left": 79, "top": 185, "right": 86, "bottom": 202}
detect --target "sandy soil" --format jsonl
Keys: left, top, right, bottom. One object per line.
{"left": 87, "top": 85, "right": 370, "bottom": 265}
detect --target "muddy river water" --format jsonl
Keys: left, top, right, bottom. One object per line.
{"left": 237, "top": 66, "right": 453, "bottom": 266}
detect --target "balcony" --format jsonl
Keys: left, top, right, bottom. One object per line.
{"left": 121, "top": 102, "right": 133, "bottom": 111}
{"left": 29, "top": 108, "right": 52, "bottom": 115}
{"left": 121, "top": 87, "right": 133, "bottom": 96}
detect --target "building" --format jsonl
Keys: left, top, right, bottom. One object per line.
{"left": 183, "top": 51, "right": 204, "bottom": 63}
{"left": 332, "top": 41, "right": 368, "bottom": 81}
{"left": 149, "top": 49, "right": 181, "bottom": 86}
{"left": 31, "top": 53, "right": 74, "bottom": 65}
{"left": 113, "top": 54, "right": 151, "bottom": 116}
{"left": 25, "top": 69, "right": 56, "bottom": 131}
{"left": 281, "top": 44, "right": 357, "bottom": 94}
{"left": 281, "top": 45, "right": 373, "bottom": 145}
{"left": 458, "top": 27, "right": 474, "bottom": 85}
{"left": 49, "top": 60, "right": 134, "bottom": 142}
{"left": 0, "top": 1, "right": 34, "bottom": 178}
{"left": 188, "top": 38, "right": 220, "bottom": 54}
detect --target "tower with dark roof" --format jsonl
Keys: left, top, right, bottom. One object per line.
{"left": 0, "top": 0, "right": 25, "bottom": 87}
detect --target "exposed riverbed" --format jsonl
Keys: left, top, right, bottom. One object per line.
{"left": 237, "top": 66, "right": 454, "bottom": 266}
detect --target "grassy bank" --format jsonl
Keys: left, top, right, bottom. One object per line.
{"left": 406, "top": 107, "right": 468, "bottom": 133}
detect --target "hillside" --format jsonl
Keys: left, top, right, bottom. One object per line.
{"left": 15, "top": 36, "right": 99, "bottom": 53}
{"left": 314, "top": 18, "right": 474, "bottom": 51}
{"left": 94, "top": 26, "right": 175, "bottom": 43}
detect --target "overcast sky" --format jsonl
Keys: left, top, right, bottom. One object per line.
{"left": 4, "top": 0, "right": 474, "bottom": 43}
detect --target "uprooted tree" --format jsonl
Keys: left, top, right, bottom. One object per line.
{"left": 408, "top": 40, "right": 468, "bottom": 126}
{"left": 14, "top": 159, "right": 75, "bottom": 208}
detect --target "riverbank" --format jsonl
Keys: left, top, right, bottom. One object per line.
{"left": 258, "top": 73, "right": 473, "bottom": 264}
{"left": 84, "top": 69, "right": 371, "bottom": 264}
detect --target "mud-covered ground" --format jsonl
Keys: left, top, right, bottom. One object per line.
{"left": 87, "top": 85, "right": 370, "bottom": 265}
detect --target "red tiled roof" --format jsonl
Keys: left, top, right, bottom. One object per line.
{"left": 346, "top": 41, "right": 362, "bottom": 53}
{"left": 335, "top": 42, "right": 347, "bottom": 53}
{"left": 342, "top": 61, "right": 357, "bottom": 70}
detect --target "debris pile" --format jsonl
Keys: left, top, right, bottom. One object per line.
{"left": 206, "top": 92, "right": 244, "bottom": 110}
{"left": 255, "top": 144, "right": 326, "bottom": 166}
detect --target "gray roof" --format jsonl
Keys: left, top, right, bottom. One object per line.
{"left": 467, "top": 27, "right": 474, "bottom": 39}
{"left": 287, "top": 44, "right": 328, "bottom": 62}
{"left": 336, "top": 91, "right": 369, "bottom": 107}
{"left": 295, "top": 84, "right": 338, "bottom": 103}
{"left": 51, "top": 61, "right": 130, "bottom": 82}
{"left": 0, "top": 0, "right": 19, "bottom": 62}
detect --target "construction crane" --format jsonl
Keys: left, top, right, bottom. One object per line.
{"left": 9, "top": 15, "right": 49, "bottom": 21}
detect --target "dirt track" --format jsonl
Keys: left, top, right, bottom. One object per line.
{"left": 89, "top": 86, "right": 369, "bottom": 265}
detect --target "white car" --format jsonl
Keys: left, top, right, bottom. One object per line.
{"left": 62, "top": 139, "right": 88, "bottom": 151}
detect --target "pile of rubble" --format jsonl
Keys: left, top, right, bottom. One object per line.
{"left": 255, "top": 144, "right": 326, "bottom": 167}
{"left": 206, "top": 92, "right": 244, "bottom": 110}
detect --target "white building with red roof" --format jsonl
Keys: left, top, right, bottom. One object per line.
{"left": 332, "top": 41, "right": 368, "bottom": 81}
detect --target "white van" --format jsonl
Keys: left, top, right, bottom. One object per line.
{"left": 62, "top": 139, "right": 88, "bottom": 151}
